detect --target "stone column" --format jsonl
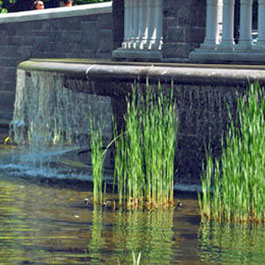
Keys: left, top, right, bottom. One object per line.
{"left": 153, "top": 0, "right": 163, "bottom": 50}
{"left": 201, "top": 0, "right": 220, "bottom": 49}
{"left": 219, "top": 0, "right": 235, "bottom": 49}
{"left": 131, "top": 0, "right": 139, "bottom": 49}
{"left": 237, "top": 0, "right": 253, "bottom": 49}
{"left": 217, "top": 0, "right": 223, "bottom": 44}
{"left": 146, "top": 0, "right": 154, "bottom": 49}
{"left": 137, "top": 0, "right": 148, "bottom": 49}
{"left": 255, "top": 0, "right": 265, "bottom": 48}
{"left": 122, "top": 0, "right": 131, "bottom": 49}
{"left": 148, "top": 0, "right": 163, "bottom": 50}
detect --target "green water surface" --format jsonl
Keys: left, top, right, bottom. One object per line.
{"left": 0, "top": 175, "right": 264, "bottom": 265}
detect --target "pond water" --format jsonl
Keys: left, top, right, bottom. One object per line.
{"left": 0, "top": 129, "right": 264, "bottom": 265}
{"left": 0, "top": 172, "right": 265, "bottom": 265}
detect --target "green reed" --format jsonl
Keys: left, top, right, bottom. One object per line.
{"left": 132, "top": 251, "right": 141, "bottom": 265}
{"left": 114, "top": 81, "right": 178, "bottom": 207}
{"left": 199, "top": 82, "right": 265, "bottom": 223}
{"left": 117, "top": 252, "right": 141, "bottom": 265}
{"left": 89, "top": 111, "right": 104, "bottom": 204}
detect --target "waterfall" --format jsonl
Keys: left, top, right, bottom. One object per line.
{"left": 4, "top": 69, "right": 113, "bottom": 181}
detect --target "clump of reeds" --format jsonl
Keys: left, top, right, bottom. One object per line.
{"left": 89, "top": 111, "right": 105, "bottom": 204}
{"left": 114, "top": 81, "right": 178, "bottom": 208}
{"left": 117, "top": 251, "right": 141, "bottom": 265}
{"left": 198, "top": 82, "right": 265, "bottom": 224}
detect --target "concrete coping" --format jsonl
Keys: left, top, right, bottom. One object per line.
{"left": 18, "top": 59, "right": 265, "bottom": 86}
{"left": 0, "top": 2, "right": 112, "bottom": 24}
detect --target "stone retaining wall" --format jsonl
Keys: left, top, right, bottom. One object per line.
{"left": 0, "top": 3, "right": 113, "bottom": 126}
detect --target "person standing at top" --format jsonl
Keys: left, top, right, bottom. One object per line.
{"left": 34, "top": 0, "right": 45, "bottom": 10}
{"left": 64, "top": 0, "right": 73, "bottom": 6}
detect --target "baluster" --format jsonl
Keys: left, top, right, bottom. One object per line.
{"left": 113, "top": 0, "right": 162, "bottom": 60}
{"left": 201, "top": 0, "right": 220, "bottom": 49}
{"left": 146, "top": 0, "right": 153, "bottom": 49}
{"left": 255, "top": 0, "right": 265, "bottom": 48}
{"left": 130, "top": 0, "right": 139, "bottom": 49}
{"left": 219, "top": 0, "right": 235, "bottom": 49}
{"left": 146, "top": 0, "right": 155, "bottom": 49}
{"left": 237, "top": 0, "right": 253, "bottom": 49}
{"left": 217, "top": 0, "right": 223, "bottom": 44}
{"left": 122, "top": 0, "right": 130, "bottom": 49}
{"left": 152, "top": 0, "right": 163, "bottom": 50}
{"left": 137, "top": 0, "right": 148, "bottom": 49}
{"left": 128, "top": 0, "right": 135, "bottom": 49}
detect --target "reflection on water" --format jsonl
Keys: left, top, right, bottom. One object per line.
{"left": 198, "top": 222, "right": 265, "bottom": 265}
{"left": 0, "top": 175, "right": 264, "bottom": 264}
{"left": 87, "top": 207, "right": 175, "bottom": 265}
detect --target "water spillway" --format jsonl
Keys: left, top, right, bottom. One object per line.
{"left": 12, "top": 59, "right": 265, "bottom": 186}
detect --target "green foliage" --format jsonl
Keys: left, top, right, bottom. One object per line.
{"left": 199, "top": 82, "right": 265, "bottom": 224}
{"left": 114, "top": 81, "right": 178, "bottom": 208}
{"left": 89, "top": 81, "right": 178, "bottom": 209}
{"left": 132, "top": 251, "right": 141, "bottom": 265}
{"left": 0, "top": 7, "right": 8, "bottom": 13}
{"left": 0, "top": 0, "right": 8, "bottom": 13}
{"left": 89, "top": 110, "right": 105, "bottom": 204}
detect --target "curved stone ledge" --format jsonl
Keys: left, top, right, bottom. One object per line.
{"left": 18, "top": 59, "right": 265, "bottom": 87}
{"left": 17, "top": 59, "right": 264, "bottom": 183}
{"left": 0, "top": 2, "right": 112, "bottom": 24}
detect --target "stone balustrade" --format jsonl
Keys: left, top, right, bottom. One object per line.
{"left": 112, "top": 0, "right": 163, "bottom": 61}
{"left": 190, "top": 0, "right": 265, "bottom": 63}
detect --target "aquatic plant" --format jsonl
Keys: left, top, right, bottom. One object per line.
{"left": 114, "top": 81, "right": 178, "bottom": 207}
{"left": 199, "top": 82, "right": 265, "bottom": 223}
{"left": 117, "top": 251, "right": 142, "bottom": 265}
{"left": 89, "top": 111, "right": 105, "bottom": 204}
{"left": 132, "top": 251, "right": 141, "bottom": 265}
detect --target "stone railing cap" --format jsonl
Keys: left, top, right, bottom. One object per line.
{"left": 0, "top": 2, "right": 112, "bottom": 24}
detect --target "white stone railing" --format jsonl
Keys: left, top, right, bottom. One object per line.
{"left": 0, "top": 2, "right": 112, "bottom": 23}
{"left": 190, "top": 0, "right": 265, "bottom": 62}
{"left": 112, "top": 0, "right": 163, "bottom": 60}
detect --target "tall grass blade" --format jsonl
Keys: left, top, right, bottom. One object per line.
{"left": 113, "top": 81, "right": 178, "bottom": 207}
{"left": 199, "top": 82, "right": 265, "bottom": 224}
